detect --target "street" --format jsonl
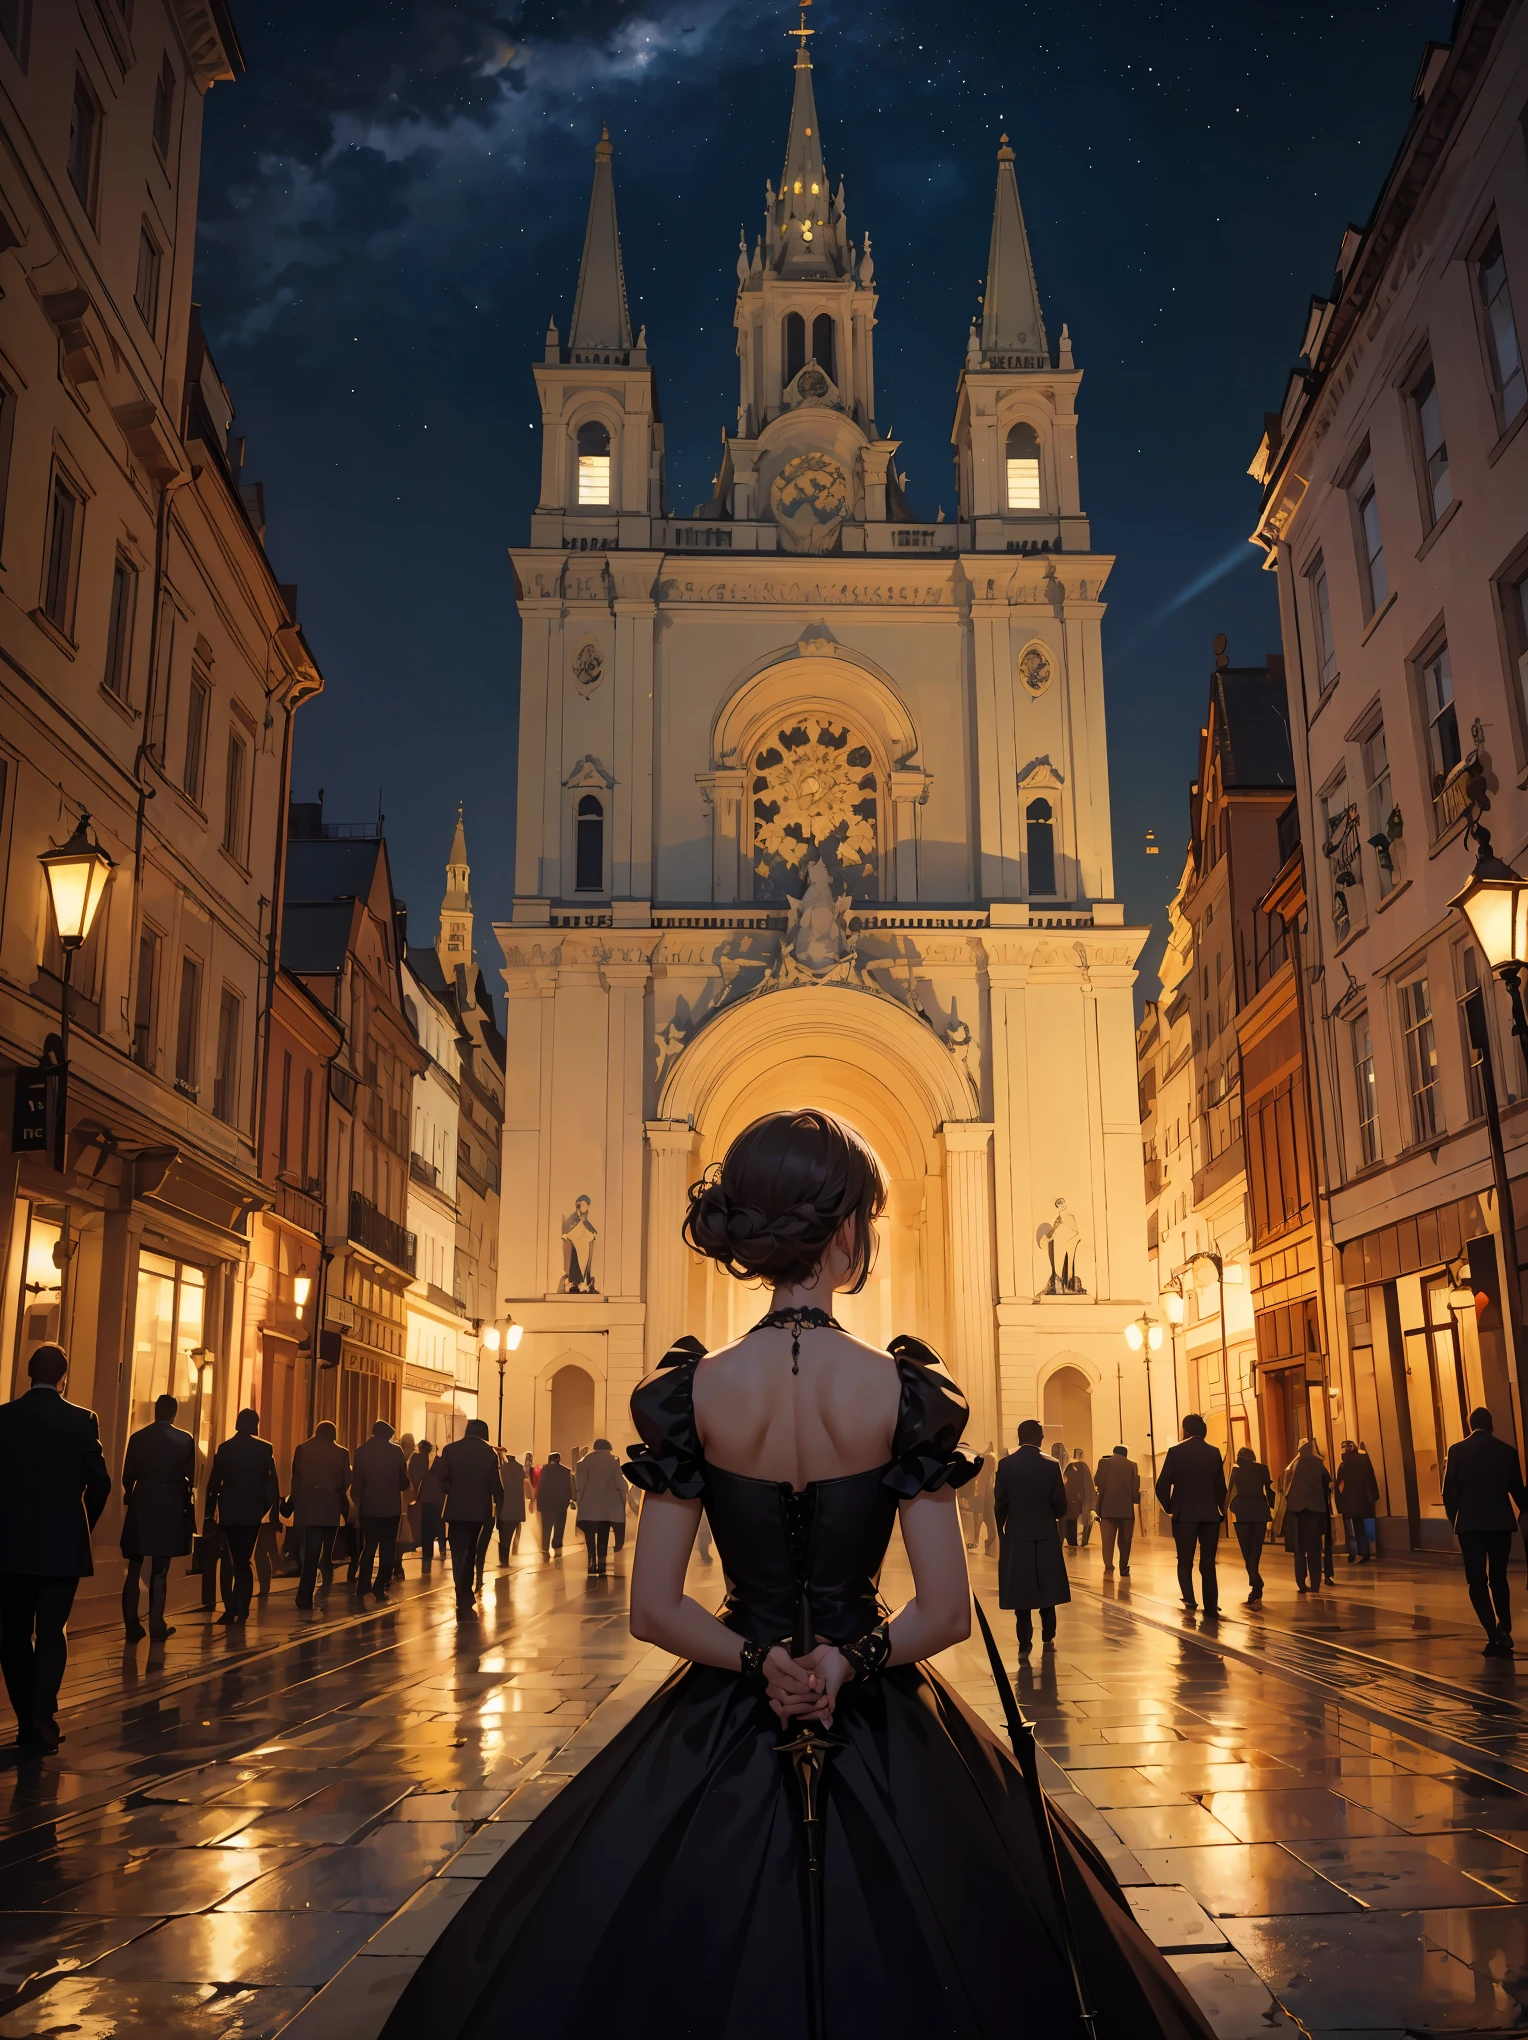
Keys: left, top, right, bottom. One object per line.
{"left": 0, "top": 1530, "right": 1525, "bottom": 2036}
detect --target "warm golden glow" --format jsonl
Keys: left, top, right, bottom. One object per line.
{"left": 292, "top": 1267, "right": 312, "bottom": 1311}
{"left": 793, "top": 179, "right": 802, "bottom": 194}
{"left": 40, "top": 814, "right": 114, "bottom": 949}
{"left": 1147, "top": 1323, "right": 1164, "bottom": 1351}
{"left": 1123, "top": 1320, "right": 1144, "bottom": 1352}
{"left": 483, "top": 1326, "right": 501, "bottom": 1353}
{"left": 1163, "top": 1290, "right": 1185, "bottom": 1325}
{"left": 505, "top": 1322, "right": 524, "bottom": 1351}
{"left": 1458, "top": 874, "right": 1528, "bottom": 970}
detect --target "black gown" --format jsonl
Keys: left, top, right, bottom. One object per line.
{"left": 379, "top": 1336, "right": 1215, "bottom": 2040}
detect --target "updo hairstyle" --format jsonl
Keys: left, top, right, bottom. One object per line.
{"left": 683, "top": 1109, "right": 885, "bottom": 1291}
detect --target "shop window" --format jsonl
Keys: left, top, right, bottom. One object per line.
{"left": 14, "top": 1210, "right": 62, "bottom": 1382}
{"left": 129, "top": 1252, "right": 207, "bottom": 1449}
{"left": 574, "top": 794, "right": 604, "bottom": 892}
{"left": 1399, "top": 975, "right": 1441, "bottom": 1144}
{"left": 1025, "top": 797, "right": 1056, "bottom": 895}
{"left": 1005, "top": 423, "right": 1041, "bottom": 510}
{"left": 575, "top": 420, "right": 611, "bottom": 506}
{"left": 1476, "top": 228, "right": 1526, "bottom": 431}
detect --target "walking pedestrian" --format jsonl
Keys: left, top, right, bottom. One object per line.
{"left": 497, "top": 1446, "right": 526, "bottom": 1560}
{"left": 203, "top": 1409, "right": 279, "bottom": 1625}
{"left": 1281, "top": 1439, "right": 1332, "bottom": 1594}
{"left": 120, "top": 1392, "right": 195, "bottom": 1641}
{"left": 973, "top": 1445, "right": 998, "bottom": 1556}
{"left": 1062, "top": 1447, "right": 1096, "bottom": 1548}
{"left": 1443, "top": 1406, "right": 1527, "bottom": 1656}
{"left": 411, "top": 1440, "right": 446, "bottom": 1572}
{"left": 576, "top": 1437, "right": 627, "bottom": 1576}
{"left": 288, "top": 1420, "right": 351, "bottom": 1609}
{"left": 1227, "top": 1446, "right": 1275, "bottom": 1605}
{"left": 438, "top": 1418, "right": 503, "bottom": 1619}
{"left": 0, "top": 1345, "right": 110, "bottom": 1753}
{"left": 351, "top": 1420, "right": 409, "bottom": 1601}
{"left": 1093, "top": 1444, "right": 1140, "bottom": 1577}
{"left": 994, "top": 1419, "right": 1069, "bottom": 1657}
{"left": 1336, "top": 1439, "right": 1380, "bottom": 1564}
{"left": 536, "top": 1451, "right": 573, "bottom": 1558}
{"left": 1155, "top": 1413, "right": 1226, "bottom": 1616}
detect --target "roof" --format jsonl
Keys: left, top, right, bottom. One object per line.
{"left": 981, "top": 138, "right": 1047, "bottom": 360}
{"left": 1210, "top": 666, "right": 1295, "bottom": 791}
{"left": 280, "top": 901, "right": 357, "bottom": 977}
{"left": 283, "top": 835, "right": 387, "bottom": 905}
{"left": 569, "top": 130, "right": 633, "bottom": 355}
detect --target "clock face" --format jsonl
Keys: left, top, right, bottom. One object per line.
{"left": 769, "top": 451, "right": 850, "bottom": 554}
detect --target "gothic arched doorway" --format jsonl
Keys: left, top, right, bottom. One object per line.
{"left": 1043, "top": 1364, "right": 1093, "bottom": 1467}
{"left": 548, "top": 1362, "right": 596, "bottom": 1460}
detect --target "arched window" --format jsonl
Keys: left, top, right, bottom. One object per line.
{"left": 783, "top": 312, "right": 806, "bottom": 385}
{"left": 575, "top": 795, "right": 605, "bottom": 892}
{"left": 1006, "top": 423, "right": 1041, "bottom": 511}
{"left": 1026, "top": 797, "right": 1056, "bottom": 895}
{"left": 811, "top": 313, "right": 836, "bottom": 383}
{"left": 576, "top": 421, "right": 611, "bottom": 506}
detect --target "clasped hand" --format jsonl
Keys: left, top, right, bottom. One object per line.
{"left": 762, "top": 1641, "right": 852, "bottom": 1726}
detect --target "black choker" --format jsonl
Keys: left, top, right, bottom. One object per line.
{"left": 754, "top": 1307, "right": 841, "bottom": 1374}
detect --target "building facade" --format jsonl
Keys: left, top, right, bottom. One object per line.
{"left": 1250, "top": 0, "right": 1528, "bottom": 1546}
{"left": 0, "top": 1, "right": 324, "bottom": 1523}
{"left": 496, "top": 37, "right": 1153, "bottom": 1465}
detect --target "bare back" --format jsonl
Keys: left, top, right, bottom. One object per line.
{"left": 690, "top": 1324, "right": 902, "bottom": 1488}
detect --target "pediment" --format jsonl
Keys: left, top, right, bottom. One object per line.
{"left": 564, "top": 753, "right": 615, "bottom": 790}
{"left": 1017, "top": 755, "right": 1065, "bottom": 791}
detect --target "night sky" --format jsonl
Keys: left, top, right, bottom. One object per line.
{"left": 195, "top": 0, "right": 1451, "bottom": 994}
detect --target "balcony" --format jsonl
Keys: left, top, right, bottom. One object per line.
{"left": 1432, "top": 763, "right": 1472, "bottom": 836}
{"left": 275, "top": 1176, "right": 323, "bottom": 1237}
{"left": 409, "top": 1152, "right": 439, "bottom": 1190}
{"left": 347, "top": 1191, "right": 416, "bottom": 1277}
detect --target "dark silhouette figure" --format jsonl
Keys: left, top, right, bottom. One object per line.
{"left": 204, "top": 1408, "right": 280, "bottom": 1623}
{"left": 1227, "top": 1446, "right": 1275, "bottom": 1604}
{"left": 120, "top": 1392, "right": 195, "bottom": 1640}
{"left": 536, "top": 1452, "right": 574, "bottom": 1558}
{"left": 439, "top": 1419, "right": 504, "bottom": 1618}
{"left": 1062, "top": 1447, "right": 1095, "bottom": 1548}
{"left": 1281, "top": 1441, "right": 1333, "bottom": 1593}
{"left": 497, "top": 1446, "right": 526, "bottom": 1561}
{"left": 351, "top": 1419, "right": 409, "bottom": 1601}
{"left": 576, "top": 1438, "right": 627, "bottom": 1576}
{"left": 287, "top": 1421, "right": 351, "bottom": 1608}
{"left": 1155, "top": 1414, "right": 1226, "bottom": 1615}
{"left": 1093, "top": 1444, "right": 1140, "bottom": 1576}
{"left": 0, "top": 1345, "right": 111, "bottom": 1751}
{"left": 1335, "top": 1439, "right": 1381, "bottom": 1563}
{"left": 411, "top": 1441, "right": 447, "bottom": 1571}
{"left": 1443, "top": 1407, "right": 1528, "bottom": 1656}
{"left": 994, "top": 1419, "right": 1069, "bottom": 1654}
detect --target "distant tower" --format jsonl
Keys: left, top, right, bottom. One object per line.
{"left": 438, "top": 805, "right": 473, "bottom": 980}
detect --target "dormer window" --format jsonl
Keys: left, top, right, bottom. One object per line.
{"left": 577, "top": 421, "right": 611, "bottom": 506}
{"left": 1006, "top": 423, "right": 1041, "bottom": 510}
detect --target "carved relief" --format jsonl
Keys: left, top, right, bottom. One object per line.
{"left": 753, "top": 721, "right": 877, "bottom": 896}
{"left": 573, "top": 641, "right": 604, "bottom": 695}
{"left": 657, "top": 577, "right": 952, "bottom": 607}
{"left": 769, "top": 452, "right": 851, "bottom": 555}
{"left": 1017, "top": 643, "right": 1053, "bottom": 697}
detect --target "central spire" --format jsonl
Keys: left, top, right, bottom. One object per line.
{"left": 569, "top": 126, "right": 633, "bottom": 358}
{"left": 771, "top": 2, "right": 843, "bottom": 279}
{"left": 980, "top": 135, "right": 1047, "bottom": 365}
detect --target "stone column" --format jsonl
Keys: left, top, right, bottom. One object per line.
{"left": 697, "top": 771, "right": 747, "bottom": 902}
{"left": 890, "top": 769, "right": 927, "bottom": 902}
{"left": 601, "top": 960, "right": 651, "bottom": 1300}
{"left": 645, "top": 1119, "right": 698, "bottom": 1367}
{"left": 940, "top": 1121, "right": 998, "bottom": 1453}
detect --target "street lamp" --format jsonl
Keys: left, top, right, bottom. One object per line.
{"left": 486, "top": 1318, "right": 523, "bottom": 1450}
{"left": 37, "top": 813, "right": 114, "bottom": 1170}
{"left": 293, "top": 1266, "right": 312, "bottom": 1319}
{"left": 1123, "top": 1311, "right": 1163, "bottom": 1486}
{"left": 1178, "top": 1250, "right": 1244, "bottom": 1459}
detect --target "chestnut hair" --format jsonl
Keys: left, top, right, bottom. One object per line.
{"left": 684, "top": 1109, "right": 885, "bottom": 1291}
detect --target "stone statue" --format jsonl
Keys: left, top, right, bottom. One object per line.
{"left": 785, "top": 858, "right": 854, "bottom": 973}
{"left": 559, "top": 1196, "right": 598, "bottom": 1294}
{"left": 1037, "top": 1196, "right": 1084, "bottom": 1296}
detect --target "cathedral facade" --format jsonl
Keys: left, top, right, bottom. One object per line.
{"left": 495, "top": 35, "right": 1153, "bottom": 1468}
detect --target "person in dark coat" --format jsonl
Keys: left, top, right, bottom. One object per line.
{"left": 204, "top": 1408, "right": 280, "bottom": 1624}
{"left": 439, "top": 1419, "right": 504, "bottom": 1617}
{"left": 120, "top": 1392, "right": 195, "bottom": 1641}
{"left": 576, "top": 1438, "right": 628, "bottom": 1577}
{"left": 994, "top": 1419, "right": 1069, "bottom": 1655}
{"left": 496, "top": 1446, "right": 527, "bottom": 1562}
{"left": 1062, "top": 1448, "right": 1096, "bottom": 1549}
{"left": 1281, "top": 1440, "right": 1332, "bottom": 1593}
{"left": 1227, "top": 1446, "right": 1275, "bottom": 1605}
{"left": 287, "top": 1420, "right": 351, "bottom": 1609}
{"left": 536, "top": 1451, "right": 574, "bottom": 1558}
{"left": 1154, "top": 1413, "right": 1226, "bottom": 1615}
{"left": 0, "top": 1345, "right": 111, "bottom": 1752}
{"left": 1336, "top": 1439, "right": 1381, "bottom": 1563}
{"left": 351, "top": 1419, "right": 409, "bottom": 1601}
{"left": 1443, "top": 1406, "right": 1528, "bottom": 1655}
{"left": 1093, "top": 1445, "right": 1140, "bottom": 1576}
{"left": 410, "top": 1440, "right": 447, "bottom": 1570}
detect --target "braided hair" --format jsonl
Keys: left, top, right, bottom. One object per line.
{"left": 683, "top": 1109, "right": 886, "bottom": 1291}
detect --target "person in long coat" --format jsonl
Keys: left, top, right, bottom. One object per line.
{"left": 1443, "top": 1406, "right": 1528, "bottom": 1655}
{"left": 575, "top": 1438, "right": 628, "bottom": 1577}
{"left": 351, "top": 1420, "right": 409, "bottom": 1601}
{"left": 535, "top": 1452, "right": 574, "bottom": 1558}
{"left": 438, "top": 1419, "right": 504, "bottom": 1618}
{"left": 1281, "top": 1439, "right": 1332, "bottom": 1593}
{"left": 204, "top": 1408, "right": 280, "bottom": 1623}
{"left": 1154, "top": 1414, "right": 1227, "bottom": 1615}
{"left": 120, "top": 1392, "right": 196, "bottom": 1641}
{"left": 0, "top": 1344, "right": 111, "bottom": 1752}
{"left": 287, "top": 1421, "right": 351, "bottom": 1609}
{"left": 994, "top": 1419, "right": 1069, "bottom": 1655}
{"left": 1227, "top": 1446, "right": 1275, "bottom": 1605}
{"left": 1093, "top": 1445, "right": 1141, "bottom": 1576}
{"left": 496, "top": 1446, "right": 527, "bottom": 1562}
{"left": 1336, "top": 1439, "right": 1381, "bottom": 1563}
{"left": 1062, "top": 1448, "right": 1096, "bottom": 1549}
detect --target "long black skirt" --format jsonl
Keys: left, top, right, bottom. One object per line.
{"left": 379, "top": 1656, "right": 1214, "bottom": 2039}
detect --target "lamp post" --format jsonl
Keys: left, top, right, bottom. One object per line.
{"left": 37, "top": 813, "right": 114, "bottom": 1171}
{"left": 1177, "top": 1249, "right": 1244, "bottom": 1456}
{"left": 1449, "top": 835, "right": 1528, "bottom": 1438}
{"left": 1122, "top": 1311, "right": 1163, "bottom": 1486}
{"left": 485, "top": 1317, "right": 523, "bottom": 1450}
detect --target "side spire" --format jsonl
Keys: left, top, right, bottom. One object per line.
{"left": 980, "top": 135, "right": 1047, "bottom": 364}
{"left": 569, "top": 126, "right": 633, "bottom": 358}
{"left": 438, "top": 804, "right": 474, "bottom": 976}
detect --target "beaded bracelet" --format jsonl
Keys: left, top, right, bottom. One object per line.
{"left": 737, "top": 1638, "right": 770, "bottom": 1686}
{"left": 838, "top": 1622, "right": 892, "bottom": 1683}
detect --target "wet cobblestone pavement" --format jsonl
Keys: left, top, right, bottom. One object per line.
{"left": 1, "top": 1531, "right": 1527, "bottom": 2035}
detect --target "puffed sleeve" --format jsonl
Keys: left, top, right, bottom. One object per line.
{"left": 882, "top": 1334, "right": 983, "bottom": 1496}
{"left": 623, "top": 1337, "right": 708, "bottom": 1498}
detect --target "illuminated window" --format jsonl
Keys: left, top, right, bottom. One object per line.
{"left": 1005, "top": 423, "right": 1040, "bottom": 510}
{"left": 576, "top": 420, "right": 611, "bottom": 506}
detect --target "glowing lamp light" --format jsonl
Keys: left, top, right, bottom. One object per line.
{"left": 483, "top": 1327, "right": 501, "bottom": 1354}
{"left": 292, "top": 1267, "right": 312, "bottom": 1315}
{"left": 1123, "top": 1320, "right": 1144, "bottom": 1352}
{"left": 1447, "top": 1285, "right": 1480, "bottom": 1311}
{"left": 1147, "top": 1323, "right": 1164, "bottom": 1352}
{"left": 1452, "top": 852, "right": 1528, "bottom": 972}
{"left": 505, "top": 1321, "right": 524, "bottom": 1352}
{"left": 1163, "top": 1290, "right": 1185, "bottom": 1325}
{"left": 40, "top": 813, "right": 114, "bottom": 950}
